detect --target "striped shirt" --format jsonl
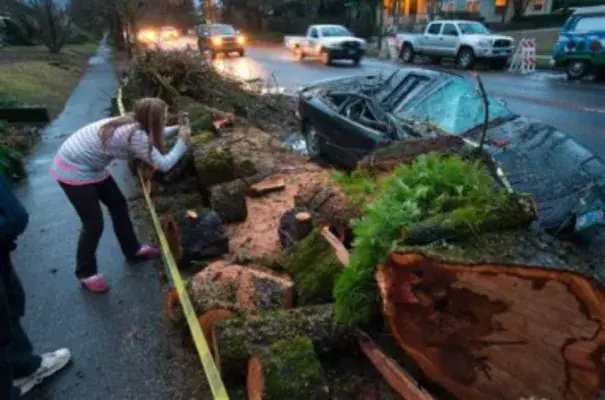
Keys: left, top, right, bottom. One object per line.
{"left": 50, "top": 117, "right": 188, "bottom": 185}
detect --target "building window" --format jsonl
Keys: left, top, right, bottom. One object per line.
{"left": 532, "top": 0, "right": 545, "bottom": 11}
{"left": 467, "top": 0, "right": 480, "bottom": 12}
{"left": 495, "top": 0, "right": 506, "bottom": 6}
{"left": 442, "top": 0, "right": 455, "bottom": 11}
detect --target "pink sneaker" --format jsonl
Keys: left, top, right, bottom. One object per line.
{"left": 80, "top": 274, "right": 109, "bottom": 293}
{"left": 135, "top": 244, "right": 161, "bottom": 260}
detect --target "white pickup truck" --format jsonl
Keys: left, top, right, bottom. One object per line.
{"left": 284, "top": 24, "right": 366, "bottom": 66}
{"left": 395, "top": 20, "right": 515, "bottom": 70}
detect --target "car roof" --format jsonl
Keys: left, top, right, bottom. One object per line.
{"left": 312, "top": 24, "right": 348, "bottom": 29}
{"left": 572, "top": 5, "right": 605, "bottom": 15}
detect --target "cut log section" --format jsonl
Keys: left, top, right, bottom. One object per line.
{"left": 248, "top": 176, "right": 286, "bottom": 197}
{"left": 399, "top": 193, "right": 537, "bottom": 246}
{"left": 166, "top": 207, "right": 229, "bottom": 265}
{"left": 358, "top": 136, "right": 468, "bottom": 173}
{"left": 278, "top": 207, "right": 319, "bottom": 249}
{"left": 187, "top": 260, "right": 294, "bottom": 316}
{"left": 210, "top": 180, "right": 248, "bottom": 223}
{"left": 376, "top": 251, "right": 605, "bottom": 400}
{"left": 194, "top": 146, "right": 236, "bottom": 187}
{"left": 247, "top": 335, "right": 329, "bottom": 400}
{"left": 212, "top": 304, "right": 353, "bottom": 375}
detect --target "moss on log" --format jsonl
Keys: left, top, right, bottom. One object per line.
{"left": 187, "top": 260, "right": 294, "bottom": 317}
{"left": 194, "top": 146, "right": 236, "bottom": 187}
{"left": 376, "top": 251, "right": 605, "bottom": 400}
{"left": 281, "top": 229, "right": 344, "bottom": 306}
{"left": 247, "top": 335, "right": 329, "bottom": 400}
{"left": 213, "top": 304, "right": 354, "bottom": 376}
{"left": 398, "top": 194, "right": 536, "bottom": 246}
{"left": 210, "top": 180, "right": 248, "bottom": 223}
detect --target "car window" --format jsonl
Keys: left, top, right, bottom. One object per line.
{"left": 209, "top": 25, "right": 236, "bottom": 35}
{"left": 310, "top": 28, "right": 319, "bottom": 38}
{"left": 457, "top": 22, "right": 491, "bottom": 34}
{"left": 442, "top": 23, "right": 458, "bottom": 36}
{"left": 427, "top": 23, "right": 442, "bottom": 35}
{"left": 573, "top": 15, "right": 605, "bottom": 32}
{"left": 395, "top": 78, "right": 514, "bottom": 136}
{"left": 321, "top": 26, "right": 352, "bottom": 37}
{"left": 383, "top": 75, "right": 430, "bottom": 110}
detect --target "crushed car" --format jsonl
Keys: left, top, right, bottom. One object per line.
{"left": 297, "top": 68, "right": 605, "bottom": 239}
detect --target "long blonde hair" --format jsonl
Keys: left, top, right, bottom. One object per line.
{"left": 99, "top": 97, "right": 168, "bottom": 153}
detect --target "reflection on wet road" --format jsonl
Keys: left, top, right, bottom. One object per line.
{"left": 163, "top": 39, "right": 605, "bottom": 160}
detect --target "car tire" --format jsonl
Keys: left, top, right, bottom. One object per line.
{"left": 352, "top": 56, "right": 361, "bottom": 66}
{"left": 456, "top": 47, "right": 475, "bottom": 70}
{"left": 294, "top": 46, "right": 305, "bottom": 62}
{"left": 238, "top": 49, "right": 245, "bottom": 57}
{"left": 303, "top": 122, "right": 323, "bottom": 160}
{"left": 566, "top": 59, "right": 590, "bottom": 80}
{"left": 320, "top": 49, "right": 332, "bottom": 66}
{"left": 400, "top": 44, "right": 415, "bottom": 64}
{"left": 490, "top": 59, "right": 508, "bottom": 70}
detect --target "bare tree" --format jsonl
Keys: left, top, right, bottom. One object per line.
{"left": 12, "top": 0, "right": 72, "bottom": 53}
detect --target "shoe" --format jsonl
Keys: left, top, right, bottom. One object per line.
{"left": 13, "top": 348, "right": 72, "bottom": 396}
{"left": 80, "top": 274, "right": 109, "bottom": 293}
{"left": 135, "top": 244, "right": 161, "bottom": 260}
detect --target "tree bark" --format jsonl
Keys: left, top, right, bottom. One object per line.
{"left": 212, "top": 304, "right": 354, "bottom": 377}
{"left": 376, "top": 251, "right": 605, "bottom": 400}
{"left": 210, "top": 180, "right": 248, "bottom": 223}
{"left": 247, "top": 335, "right": 329, "bottom": 400}
{"left": 193, "top": 146, "right": 237, "bottom": 187}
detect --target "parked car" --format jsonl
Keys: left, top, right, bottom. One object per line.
{"left": 395, "top": 20, "right": 515, "bottom": 70}
{"left": 161, "top": 26, "right": 180, "bottom": 41}
{"left": 552, "top": 5, "right": 605, "bottom": 80}
{"left": 284, "top": 24, "right": 366, "bottom": 66}
{"left": 297, "top": 68, "right": 605, "bottom": 239}
{"left": 196, "top": 23, "right": 246, "bottom": 58}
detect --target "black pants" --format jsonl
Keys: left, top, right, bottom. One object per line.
{"left": 59, "top": 176, "right": 141, "bottom": 279}
{"left": 0, "top": 250, "right": 42, "bottom": 399}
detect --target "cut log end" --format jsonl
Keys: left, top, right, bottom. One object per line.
{"left": 163, "top": 215, "right": 182, "bottom": 261}
{"left": 295, "top": 212, "right": 311, "bottom": 222}
{"left": 247, "top": 355, "right": 264, "bottom": 400}
{"left": 198, "top": 309, "right": 235, "bottom": 354}
{"left": 378, "top": 251, "right": 605, "bottom": 400}
{"left": 186, "top": 209, "right": 198, "bottom": 219}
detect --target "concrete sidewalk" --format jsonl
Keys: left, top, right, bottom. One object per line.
{"left": 12, "top": 41, "right": 206, "bottom": 399}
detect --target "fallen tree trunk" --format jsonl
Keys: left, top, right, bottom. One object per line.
{"left": 247, "top": 335, "right": 329, "bottom": 400}
{"left": 376, "top": 251, "right": 605, "bottom": 400}
{"left": 210, "top": 180, "right": 248, "bottom": 223}
{"left": 358, "top": 136, "right": 469, "bottom": 173}
{"left": 399, "top": 194, "right": 536, "bottom": 246}
{"left": 212, "top": 304, "right": 353, "bottom": 376}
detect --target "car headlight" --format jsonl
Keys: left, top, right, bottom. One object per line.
{"left": 236, "top": 35, "right": 246, "bottom": 45}
{"left": 212, "top": 37, "right": 222, "bottom": 47}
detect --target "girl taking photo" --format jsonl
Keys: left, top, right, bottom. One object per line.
{"left": 50, "top": 97, "right": 191, "bottom": 293}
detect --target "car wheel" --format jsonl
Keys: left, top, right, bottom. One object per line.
{"left": 303, "top": 123, "right": 322, "bottom": 159}
{"left": 352, "top": 57, "right": 361, "bottom": 66}
{"left": 400, "top": 44, "right": 415, "bottom": 64}
{"left": 238, "top": 49, "right": 245, "bottom": 57}
{"left": 320, "top": 50, "right": 332, "bottom": 66}
{"left": 566, "top": 59, "right": 590, "bottom": 80}
{"left": 456, "top": 47, "right": 475, "bottom": 70}
{"left": 294, "top": 47, "right": 305, "bottom": 62}
{"left": 490, "top": 59, "right": 508, "bottom": 70}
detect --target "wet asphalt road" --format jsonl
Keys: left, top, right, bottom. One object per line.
{"left": 12, "top": 42, "right": 206, "bottom": 399}
{"left": 208, "top": 44, "right": 605, "bottom": 160}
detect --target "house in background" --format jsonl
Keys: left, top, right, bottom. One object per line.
{"left": 379, "top": 0, "right": 554, "bottom": 29}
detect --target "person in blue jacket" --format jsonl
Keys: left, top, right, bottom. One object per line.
{"left": 0, "top": 173, "right": 71, "bottom": 398}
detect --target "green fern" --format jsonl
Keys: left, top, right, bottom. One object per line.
{"left": 333, "top": 153, "right": 509, "bottom": 325}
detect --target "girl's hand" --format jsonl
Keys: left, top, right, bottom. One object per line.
{"left": 178, "top": 124, "right": 191, "bottom": 142}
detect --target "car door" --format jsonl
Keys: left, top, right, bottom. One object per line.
{"left": 305, "top": 27, "right": 320, "bottom": 56}
{"left": 440, "top": 23, "right": 460, "bottom": 56}
{"left": 327, "top": 95, "right": 386, "bottom": 168}
{"left": 422, "top": 22, "right": 443, "bottom": 53}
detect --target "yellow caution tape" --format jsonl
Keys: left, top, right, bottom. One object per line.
{"left": 117, "top": 87, "right": 229, "bottom": 400}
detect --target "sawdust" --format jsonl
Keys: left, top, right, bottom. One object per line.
{"left": 225, "top": 167, "right": 331, "bottom": 259}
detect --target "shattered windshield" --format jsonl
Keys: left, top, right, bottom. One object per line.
{"left": 321, "top": 26, "right": 352, "bottom": 37}
{"left": 395, "top": 78, "right": 514, "bottom": 136}
{"left": 457, "top": 22, "right": 491, "bottom": 35}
